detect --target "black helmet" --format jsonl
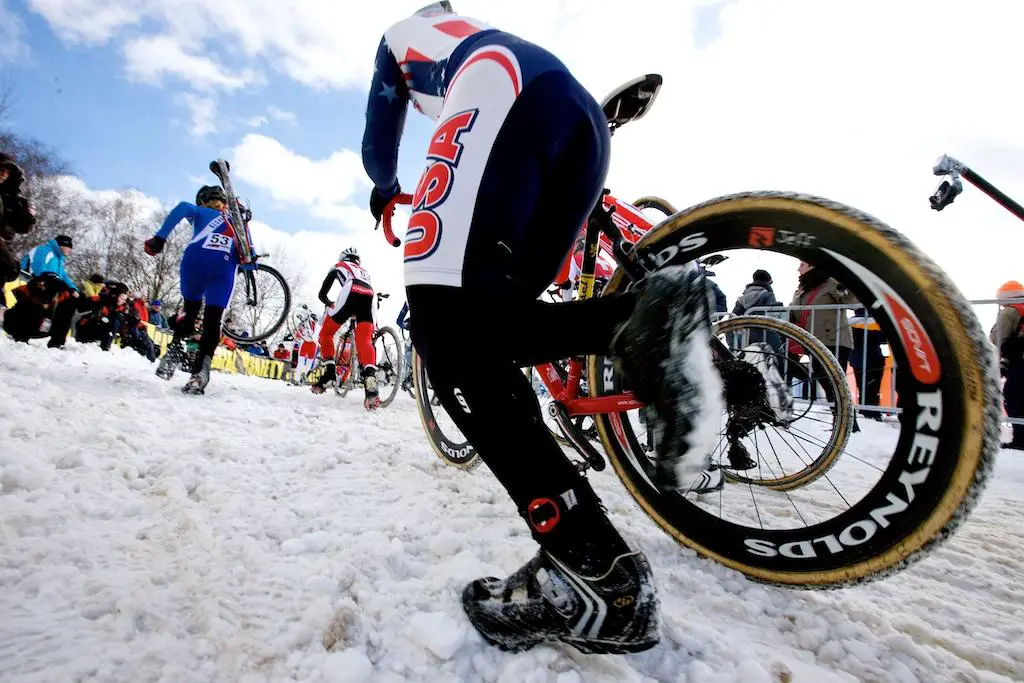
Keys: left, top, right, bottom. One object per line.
{"left": 196, "top": 185, "right": 228, "bottom": 206}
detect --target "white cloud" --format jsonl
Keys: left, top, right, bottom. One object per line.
{"left": 267, "top": 106, "right": 297, "bottom": 125}
{"left": 231, "top": 134, "right": 371, "bottom": 223}
{"left": 0, "top": 0, "right": 30, "bottom": 62}
{"left": 247, "top": 115, "right": 269, "bottom": 128}
{"left": 124, "top": 36, "right": 258, "bottom": 91}
{"left": 181, "top": 93, "right": 218, "bottom": 137}
{"left": 26, "top": 0, "right": 141, "bottom": 43}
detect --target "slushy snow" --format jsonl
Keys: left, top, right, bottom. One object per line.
{"left": 1, "top": 339, "right": 1021, "bottom": 683}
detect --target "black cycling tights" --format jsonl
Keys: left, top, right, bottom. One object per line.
{"left": 174, "top": 300, "right": 225, "bottom": 369}
{"left": 408, "top": 285, "right": 637, "bottom": 571}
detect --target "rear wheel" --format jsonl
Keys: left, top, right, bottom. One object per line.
{"left": 713, "top": 315, "right": 854, "bottom": 491}
{"left": 591, "top": 191, "right": 1000, "bottom": 589}
{"left": 223, "top": 264, "right": 291, "bottom": 342}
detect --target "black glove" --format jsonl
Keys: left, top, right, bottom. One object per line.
{"left": 144, "top": 236, "right": 165, "bottom": 255}
{"left": 370, "top": 185, "right": 400, "bottom": 222}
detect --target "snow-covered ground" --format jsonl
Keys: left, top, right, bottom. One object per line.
{"left": 1, "top": 339, "right": 1022, "bottom": 683}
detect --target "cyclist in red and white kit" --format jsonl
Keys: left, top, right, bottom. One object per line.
{"left": 310, "top": 247, "right": 380, "bottom": 409}
{"left": 362, "top": 2, "right": 719, "bottom": 654}
{"left": 291, "top": 307, "right": 321, "bottom": 384}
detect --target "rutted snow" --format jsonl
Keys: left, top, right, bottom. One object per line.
{"left": 0, "top": 339, "right": 1021, "bottom": 683}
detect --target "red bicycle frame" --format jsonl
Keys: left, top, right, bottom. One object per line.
{"left": 379, "top": 190, "right": 656, "bottom": 418}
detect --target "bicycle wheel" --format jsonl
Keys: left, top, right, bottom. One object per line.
{"left": 373, "top": 326, "right": 402, "bottom": 408}
{"left": 334, "top": 332, "right": 354, "bottom": 398}
{"left": 713, "top": 316, "right": 854, "bottom": 491}
{"left": 223, "top": 263, "right": 292, "bottom": 342}
{"left": 632, "top": 196, "right": 677, "bottom": 219}
{"left": 413, "top": 349, "right": 480, "bottom": 469}
{"left": 590, "top": 191, "right": 1000, "bottom": 589}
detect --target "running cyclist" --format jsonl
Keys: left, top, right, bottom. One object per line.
{"left": 361, "top": 2, "right": 719, "bottom": 654}
{"left": 145, "top": 185, "right": 252, "bottom": 395}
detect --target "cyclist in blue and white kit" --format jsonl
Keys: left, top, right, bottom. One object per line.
{"left": 144, "top": 185, "right": 249, "bottom": 395}
{"left": 362, "top": 2, "right": 719, "bottom": 655}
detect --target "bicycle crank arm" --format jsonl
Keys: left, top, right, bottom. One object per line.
{"left": 549, "top": 402, "right": 606, "bottom": 472}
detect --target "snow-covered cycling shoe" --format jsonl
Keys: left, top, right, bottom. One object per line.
{"left": 462, "top": 548, "right": 659, "bottom": 654}
{"left": 311, "top": 362, "right": 336, "bottom": 395}
{"left": 181, "top": 356, "right": 212, "bottom": 395}
{"left": 363, "top": 366, "right": 380, "bottom": 411}
{"left": 611, "top": 265, "right": 724, "bottom": 491}
{"left": 156, "top": 341, "right": 184, "bottom": 380}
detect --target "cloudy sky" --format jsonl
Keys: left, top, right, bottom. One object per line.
{"left": 1, "top": 0, "right": 1022, "bottom": 328}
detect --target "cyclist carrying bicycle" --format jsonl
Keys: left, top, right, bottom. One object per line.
{"left": 362, "top": 1, "right": 719, "bottom": 655}
{"left": 310, "top": 247, "right": 380, "bottom": 409}
{"left": 145, "top": 184, "right": 254, "bottom": 395}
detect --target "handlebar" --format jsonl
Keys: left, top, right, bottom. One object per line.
{"left": 377, "top": 193, "right": 413, "bottom": 247}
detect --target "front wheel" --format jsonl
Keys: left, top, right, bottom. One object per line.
{"left": 223, "top": 263, "right": 292, "bottom": 342}
{"left": 591, "top": 191, "right": 1000, "bottom": 589}
{"left": 413, "top": 349, "right": 480, "bottom": 469}
{"left": 373, "top": 326, "right": 402, "bottom": 408}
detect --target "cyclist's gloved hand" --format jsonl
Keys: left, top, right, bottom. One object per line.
{"left": 144, "top": 236, "right": 165, "bottom": 256}
{"left": 370, "top": 184, "right": 401, "bottom": 222}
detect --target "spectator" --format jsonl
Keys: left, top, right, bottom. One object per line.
{"left": 698, "top": 255, "right": 728, "bottom": 315}
{"left": 849, "top": 308, "right": 886, "bottom": 420}
{"left": 148, "top": 299, "right": 168, "bottom": 328}
{"left": 0, "top": 154, "right": 36, "bottom": 284}
{"left": 130, "top": 293, "right": 150, "bottom": 324}
{"left": 272, "top": 343, "right": 291, "bottom": 360}
{"left": 732, "top": 269, "right": 782, "bottom": 348}
{"left": 990, "top": 280, "right": 1024, "bottom": 450}
{"left": 2, "top": 272, "right": 78, "bottom": 347}
{"left": 74, "top": 281, "right": 138, "bottom": 353}
{"left": 81, "top": 273, "right": 106, "bottom": 298}
{"left": 788, "top": 261, "right": 859, "bottom": 430}
{"left": 19, "top": 234, "right": 78, "bottom": 292}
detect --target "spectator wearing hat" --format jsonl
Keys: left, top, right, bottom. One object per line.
{"left": 19, "top": 234, "right": 78, "bottom": 292}
{"left": 0, "top": 153, "right": 36, "bottom": 284}
{"left": 81, "top": 273, "right": 106, "bottom": 298}
{"left": 148, "top": 299, "right": 168, "bottom": 328}
{"left": 732, "top": 269, "right": 782, "bottom": 347}
{"left": 991, "top": 280, "right": 1024, "bottom": 450}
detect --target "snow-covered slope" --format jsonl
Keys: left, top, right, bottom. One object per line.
{"left": 1, "top": 340, "right": 1021, "bottom": 683}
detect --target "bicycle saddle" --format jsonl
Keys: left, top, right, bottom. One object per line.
{"left": 601, "top": 74, "right": 663, "bottom": 133}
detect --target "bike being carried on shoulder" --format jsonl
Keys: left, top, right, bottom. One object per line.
{"left": 208, "top": 159, "right": 292, "bottom": 344}
{"left": 380, "top": 74, "right": 1000, "bottom": 591}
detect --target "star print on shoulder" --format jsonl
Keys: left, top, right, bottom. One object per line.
{"left": 379, "top": 83, "right": 399, "bottom": 103}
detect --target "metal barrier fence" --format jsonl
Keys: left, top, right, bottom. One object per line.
{"left": 719, "top": 297, "right": 1021, "bottom": 426}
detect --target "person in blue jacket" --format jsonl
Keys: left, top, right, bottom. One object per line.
{"left": 144, "top": 185, "right": 251, "bottom": 395}
{"left": 20, "top": 234, "right": 78, "bottom": 292}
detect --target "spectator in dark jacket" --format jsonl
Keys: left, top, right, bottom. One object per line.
{"left": 991, "top": 280, "right": 1024, "bottom": 450}
{"left": 732, "top": 269, "right": 782, "bottom": 348}
{"left": 75, "top": 281, "right": 144, "bottom": 354}
{"left": 2, "top": 272, "right": 78, "bottom": 346}
{"left": 0, "top": 154, "right": 36, "bottom": 284}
